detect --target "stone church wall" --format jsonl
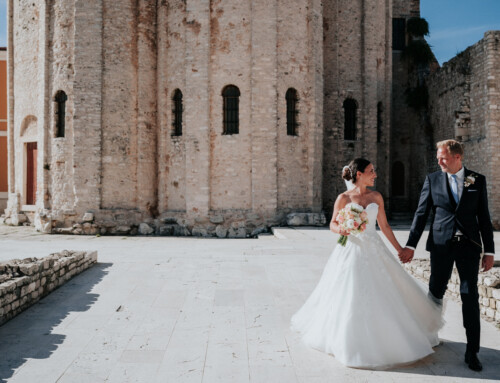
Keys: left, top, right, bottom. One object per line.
{"left": 159, "top": 0, "right": 187, "bottom": 213}
{"left": 6, "top": 0, "right": 329, "bottom": 236}
{"left": 276, "top": 0, "right": 315, "bottom": 211}
{"left": 427, "top": 31, "right": 500, "bottom": 228}
{"left": 390, "top": 0, "right": 432, "bottom": 215}
{"left": 10, "top": 1, "right": 41, "bottom": 207}
{"left": 48, "top": 0, "right": 75, "bottom": 217}
{"left": 322, "top": 0, "right": 391, "bottom": 219}
{"left": 208, "top": 0, "right": 252, "bottom": 211}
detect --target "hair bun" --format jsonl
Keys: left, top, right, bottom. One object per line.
{"left": 342, "top": 166, "right": 352, "bottom": 181}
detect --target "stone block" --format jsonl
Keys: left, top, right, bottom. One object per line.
{"left": 286, "top": 213, "right": 326, "bottom": 227}
{"left": 492, "top": 289, "right": 500, "bottom": 300}
{"left": 210, "top": 215, "right": 224, "bottom": 224}
{"left": 138, "top": 223, "right": 154, "bottom": 235}
{"left": 487, "top": 287, "right": 493, "bottom": 298}
{"left": 19, "top": 264, "right": 39, "bottom": 276}
{"left": 192, "top": 227, "right": 209, "bottom": 237}
{"left": 173, "top": 225, "right": 190, "bottom": 236}
{"left": 114, "top": 226, "right": 131, "bottom": 234}
{"left": 251, "top": 226, "right": 267, "bottom": 237}
{"left": 82, "top": 212, "right": 94, "bottom": 222}
{"left": 215, "top": 225, "right": 227, "bottom": 238}
{"left": 486, "top": 308, "right": 495, "bottom": 318}
{"left": 479, "top": 285, "right": 487, "bottom": 296}
{"left": 484, "top": 276, "right": 500, "bottom": 288}
{"left": 157, "top": 225, "right": 174, "bottom": 236}
{"left": 228, "top": 227, "right": 246, "bottom": 238}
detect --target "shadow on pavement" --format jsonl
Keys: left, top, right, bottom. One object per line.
{"left": 0, "top": 262, "right": 111, "bottom": 383}
{"left": 391, "top": 339, "right": 500, "bottom": 380}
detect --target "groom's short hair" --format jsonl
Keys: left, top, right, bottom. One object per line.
{"left": 436, "top": 139, "right": 464, "bottom": 157}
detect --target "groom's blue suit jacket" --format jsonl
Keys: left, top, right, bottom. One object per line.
{"left": 406, "top": 168, "right": 495, "bottom": 255}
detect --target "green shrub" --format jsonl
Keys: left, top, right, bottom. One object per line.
{"left": 402, "top": 40, "right": 434, "bottom": 65}
{"left": 406, "top": 17, "right": 429, "bottom": 37}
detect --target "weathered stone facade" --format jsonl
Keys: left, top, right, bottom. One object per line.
{"left": 4, "top": 0, "right": 394, "bottom": 236}
{"left": 4, "top": 0, "right": 499, "bottom": 235}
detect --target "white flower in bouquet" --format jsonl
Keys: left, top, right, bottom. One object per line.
{"left": 336, "top": 203, "right": 369, "bottom": 246}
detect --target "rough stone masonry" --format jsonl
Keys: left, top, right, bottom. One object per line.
{"left": 0, "top": 250, "right": 98, "bottom": 326}
{"left": 4, "top": 0, "right": 499, "bottom": 235}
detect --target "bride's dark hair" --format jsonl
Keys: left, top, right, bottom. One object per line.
{"left": 342, "top": 158, "right": 371, "bottom": 183}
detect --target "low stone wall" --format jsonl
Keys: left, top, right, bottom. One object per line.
{"left": 404, "top": 259, "right": 500, "bottom": 325}
{"left": 0, "top": 250, "right": 98, "bottom": 326}
{"left": 2, "top": 209, "right": 326, "bottom": 238}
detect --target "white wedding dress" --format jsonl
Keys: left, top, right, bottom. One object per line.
{"left": 291, "top": 203, "right": 444, "bottom": 369}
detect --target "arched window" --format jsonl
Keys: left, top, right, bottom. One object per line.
{"left": 172, "top": 89, "right": 183, "bottom": 136}
{"left": 343, "top": 98, "right": 357, "bottom": 140}
{"left": 54, "top": 91, "right": 67, "bottom": 138}
{"left": 377, "top": 102, "right": 383, "bottom": 143}
{"left": 286, "top": 88, "right": 298, "bottom": 136}
{"left": 222, "top": 85, "right": 240, "bottom": 135}
{"left": 392, "top": 161, "right": 405, "bottom": 196}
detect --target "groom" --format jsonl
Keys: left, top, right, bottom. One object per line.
{"left": 399, "top": 139, "right": 495, "bottom": 372}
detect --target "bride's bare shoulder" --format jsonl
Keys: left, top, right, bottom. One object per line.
{"left": 335, "top": 192, "right": 351, "bottom": 206}
{"left": 370, "top": 191, "right": 384, "bottom": 204}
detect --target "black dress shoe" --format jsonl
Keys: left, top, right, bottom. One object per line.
{"left": 464, "top": 352, "right": 483, "bottom": 372}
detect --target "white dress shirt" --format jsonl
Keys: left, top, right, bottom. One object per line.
{"left": 406, "top": 167, "right": 494, "bottom": 257}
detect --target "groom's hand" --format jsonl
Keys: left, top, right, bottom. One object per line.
{"left": 399, "top": 248, "right": 414, "bottom": 263}
{"left": 482, "top": 255, "right": 494, "bottom": 272}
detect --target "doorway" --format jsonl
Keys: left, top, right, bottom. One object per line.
{"left": 26, "top": 142, "right": 37, "bottom": 205}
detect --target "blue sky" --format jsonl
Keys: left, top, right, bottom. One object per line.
{"left": 0, "top": 0, "right": 498, "bottom": 65}
{"left": 421, "top": 0, "right": 500, "bottom": 65}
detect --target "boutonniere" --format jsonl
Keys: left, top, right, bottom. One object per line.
{"left": 464, "top": 174, "right": 476, "bottom": 188}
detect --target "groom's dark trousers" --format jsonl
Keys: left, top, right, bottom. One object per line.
{"left": 429, "top": 239, "right": 481, "bottom": 352}
{"left": 407, "top": 168, "right": 495, "bottom": 354}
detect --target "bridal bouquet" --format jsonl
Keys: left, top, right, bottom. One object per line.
{"left": 336, "top": 203, "right": 369, "bottom": 246}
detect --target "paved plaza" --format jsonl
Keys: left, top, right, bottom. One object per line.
{"left": 0, "top": 225, "right": 499, "bottom": 382}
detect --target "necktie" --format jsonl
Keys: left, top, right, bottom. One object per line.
{"left": 450, "top": 174, "right": 459, "bottom": 203}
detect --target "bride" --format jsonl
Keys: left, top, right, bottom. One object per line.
{"left": 291, "top": 158, "right": 444, "bottom": 369}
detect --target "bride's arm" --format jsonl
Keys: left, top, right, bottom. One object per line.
{"left": 374, "top": 193, "right": 403, "bottom": 253}
{"left": 330, "top": 194, "right": 349, "bottom": 235}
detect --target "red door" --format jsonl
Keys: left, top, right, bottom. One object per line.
{"left": 26, "top": 142, "right": 37, "bottom": 205}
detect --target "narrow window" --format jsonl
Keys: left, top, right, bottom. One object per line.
{"left": 286, "top": 88, "right": 299, "bottom": 136}
{"left": 392, "top": 161, "right": 405, "bottom": 196}
{"left": 343, "top": 98, "right": 357, "bottom": 140}
{"left": 392, "top": 18, "right": 406, "bottom": 51}
{"left": 377, "top": 102, "right": 383, "bottom": 143}
{"left": 54, "top": 91, "right": 67, "bottom": 138}
{"left": 222, "top": 85, "right": 240, "bottom": 135}
{"left": 172, "top": 89, "right": 183, "bottom": 136}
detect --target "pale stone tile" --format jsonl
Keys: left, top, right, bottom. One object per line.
{"left": 120, "top": 350, "right": 165, "bottom": 364}
{"left": 105, "top": 362, "right": 160, "bottom": 383}
{"left": 249, "top": 365, "right": 299, "bottom": 383}
{"left": 214, "top": 289, "right": 245, "bottom": 307}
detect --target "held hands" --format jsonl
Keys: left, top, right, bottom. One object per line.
{"left": 482, "top": 255, "right": 494, "bottom": 272}
{"left": 398, "top": 247, "right": 414, "bottom": 264}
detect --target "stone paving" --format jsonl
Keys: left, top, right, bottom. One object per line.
{"left": 0, "top": 225, "right": 499, "bottom": 382}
